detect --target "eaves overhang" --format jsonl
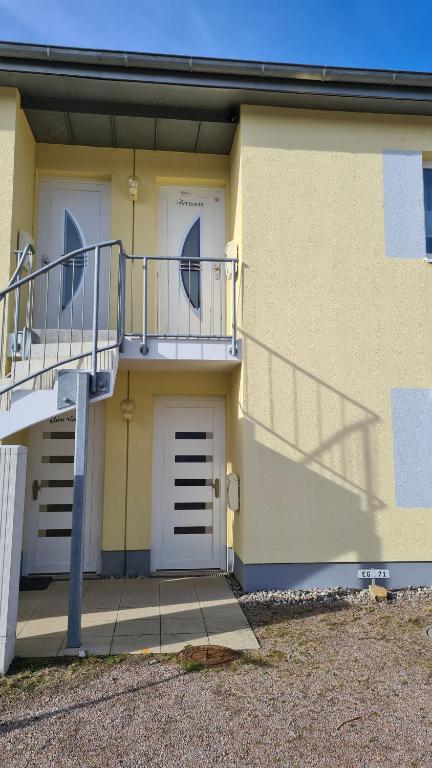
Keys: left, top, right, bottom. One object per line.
{"left": 2, "top": 41, "right": 432, "bottom": 153}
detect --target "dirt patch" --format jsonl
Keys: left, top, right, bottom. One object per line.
{"left": 2, "top": 593, "right": 432, "bottom": 766}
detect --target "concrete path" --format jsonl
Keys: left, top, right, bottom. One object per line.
{"left": 15, "top": 576, "right": 259, "bottom": 657}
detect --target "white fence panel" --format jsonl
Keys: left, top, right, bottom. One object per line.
{"left": 0, "top": 446, "right": 27, "bottom": 674}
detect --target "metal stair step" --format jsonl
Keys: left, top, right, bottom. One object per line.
{"left": 11, "top": 351, "right": 115, "bottom": 376}
{"left": 30, "top": 329, "right": 113, "bottom": 344}
{"left": 0, "top": 348, "right": 118, "bottom": 412}
{"left": 23, "top": 341, "right": 94, "bottom": 358}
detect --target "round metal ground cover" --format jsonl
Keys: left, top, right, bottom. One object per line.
{"left": 177, "top": 644, "right": 240, "bottom": 667}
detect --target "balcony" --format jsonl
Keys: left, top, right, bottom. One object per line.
{"left": 120, "top": 254, "right": 240, "bottom": 370}
{"left": 1, "top": 243, "right": 239, "bottom": 397}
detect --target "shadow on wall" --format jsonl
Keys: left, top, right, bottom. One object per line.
{"left": 239, "top": 331, "right": 384, "bottom": 569}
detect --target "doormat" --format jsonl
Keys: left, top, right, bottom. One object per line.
{"left": 148, "top": 571, "right": 226, "bottom": 579}
{"left": 19, "top": 576, "right": 52, "bottom": 591}
{"left": 177, "top": 644, "right": 240, "bottom": 668}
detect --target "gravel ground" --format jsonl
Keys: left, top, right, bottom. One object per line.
{"left": 2, "top": 579, "right": 432, "bottom": 767}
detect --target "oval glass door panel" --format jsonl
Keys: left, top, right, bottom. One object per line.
{"left": 180, "top": 217, "right": 201, "bottom": 311}
{"left": 62, "top": 210, "right": 85, "bottom": 311}
{"left": 157, "top": 188, "right": 226, "bottom": 337}
{"left": 34, "top": 181, "right": 110, "bottom": 330}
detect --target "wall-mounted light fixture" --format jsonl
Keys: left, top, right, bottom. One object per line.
{"left": 121, "top": 398, "right": 135, "bottom": 422}
{"left": 127, "top": 175, "right": 139, "bottom": 202}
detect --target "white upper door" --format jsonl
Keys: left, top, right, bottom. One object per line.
{"left": 157, "top": 187, "right": 226, "bottom": 337}
{"left": 152, "top": 397, "right": 226, "bottom": 571}
{"left": 35, "top": 179, "right": 110, "bottom": 330}
{"left": 23, "top": 406, "right": 103, "bottom": 575}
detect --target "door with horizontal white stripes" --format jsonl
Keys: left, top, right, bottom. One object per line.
{"left": 151, "top": 397, "right": 226, "bottom": 571}
{"left": 24, "top": 407, "right": 103, "bottom": 574}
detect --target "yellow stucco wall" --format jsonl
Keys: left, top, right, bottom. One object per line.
{"left": 11, "top": 105, "right": 36, "bottom": 262}
{"left": 234, "top": 104, "right": 432, "bottom": 564}
{"left": 0, "top": 89, "right": 35, "bottom": 286}
{"left": 228, "top": 128, "right": 246, "bottom": 560}
{"left": 35, "top": 143, "right": 230, "bottom": 253}
{"left": 102, "top": 371, "right": 232, "bottom": 552}
{"left": 0, "top": 90, "right": 34, "bottom": 438}
{"left": 0, "top": 88, "right": 18, "bottom": 292}
{"left": 8, "top": 104, "right": 430, "bottom": 569}
{"left": 34, "top": 144, "right": 232, "bottom": 554}
{"left": 35, "top": 145, "right": 230, "bottom": 333}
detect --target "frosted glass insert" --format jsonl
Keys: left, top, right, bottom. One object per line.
{"left": 62, "top": 210, "right": 85, "bottom": 310}
{"left": 180, "top": 218, "right": 201, "bottom": 310}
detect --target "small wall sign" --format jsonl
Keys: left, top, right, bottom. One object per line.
{"left": 357, "top": 569, "right": 389, "bottom": 580}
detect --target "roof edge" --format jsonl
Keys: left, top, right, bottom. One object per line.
{"left": 2, "top": 40, "right": 432, "bottom": 91}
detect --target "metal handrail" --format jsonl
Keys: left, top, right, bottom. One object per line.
{"left": 126, "top": 255, "right": 237, "bottom": 262}
{"left": 0, "top": 239, "right": 123, "bottom": 300}
{"left": 0, "top": 239, "right": 127, "bottom": 399}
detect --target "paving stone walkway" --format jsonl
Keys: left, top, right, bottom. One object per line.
{"left": 15, "top": 575, "right": 259, "bottom": 657}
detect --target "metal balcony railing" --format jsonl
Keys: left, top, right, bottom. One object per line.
{"left": 0, "top": 244, "right": 239, "bottom": 405}
{"left": 0, "top": 240, "right": 127, "bottom": 398}
{"left": 124, "top": 255, "right": 238, "bottom": 355}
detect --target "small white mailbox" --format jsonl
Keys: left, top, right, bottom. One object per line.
{"left": 226, "top": 473, "right": 239, "bottom": 512}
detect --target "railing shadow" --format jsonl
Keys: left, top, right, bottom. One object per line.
{"left": 236, "top": 330, "right": 384, "bottom": 567}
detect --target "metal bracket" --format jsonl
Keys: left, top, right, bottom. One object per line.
{"left": 57, "top": 370, "right": 111, "bottom": 409}
{"left": 7, "top": 327, "right": 31, "bottom": 359}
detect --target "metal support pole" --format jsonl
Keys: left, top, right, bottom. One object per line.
{"left": 230, "top": 260, "right": 237, "bottom": 356}
{"left": 118, "top": 249, "right": 126, "bottom": 352}
{"left": 91, "top": 246, "right": 100, "bottom": 392}
{"left": 141, "top": 257, "right": 148, "bottom": 354}
{"left": 67, "top": 371, "right": 90, "bottom": 649}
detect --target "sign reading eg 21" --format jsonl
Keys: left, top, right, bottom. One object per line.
{"left": 357, "top": 569, "right": 390, "bottom": 579}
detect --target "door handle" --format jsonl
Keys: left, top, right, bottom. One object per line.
{"left": 211, "top": 478, "right": 220, "bottom": 498}
{"left": 32, "top": 480, "right": 42, "bottom": 501}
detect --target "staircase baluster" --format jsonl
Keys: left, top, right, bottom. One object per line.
{"left": 56, "top": 259, "right": 63, "bottom": 365}
{"left": 0, "top": 298, "right": 6, "bottom": 380}
{"left": 80, "top": 248, "right": 86, "bottom": 357}
{"left": 91, "top": 246, "right": 100, "bottom": 391}
{"left": 12, "top": 284, "right": 20, "bottom": 383}
{"left": 107, "top": 244, "right": 112, "bottom": 345}
{"left": 42, "top": 270, "right": 49, "bottom": 372}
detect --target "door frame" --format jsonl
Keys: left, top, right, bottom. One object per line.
{"left": 151, "top": 395, "right": 227, "bottom": 572}
{"left": 35, "top": 177, "right": 111, "bottom": 329}
{"left": 22, "top": 403, "right": 105, "bottom": 575}
{"left": 156, "top": 185, "right": 226, "bottom": 335}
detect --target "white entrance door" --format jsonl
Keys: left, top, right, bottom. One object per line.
{"left": 157, "top": 187, "right": 226, "bottom": 337}
{"left": 151, "top": 397, "right": 226, "bottom": 571}
{"left": 35, "top": 179, "right": 110, "bottom": 330}
{"left": 23, "top": 406, "right": 103, "bottom": 574}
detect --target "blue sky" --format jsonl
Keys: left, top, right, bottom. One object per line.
{"left": 0, "top": 0, "right": 431, "bottom": 72}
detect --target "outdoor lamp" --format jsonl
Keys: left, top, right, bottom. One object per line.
{"left": 121, "top": 398, "right": 135, "bottom": 422}
{"left": 127, "top": 175, "right": 139, "bottom": 202}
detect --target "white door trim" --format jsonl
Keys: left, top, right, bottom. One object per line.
{"left": 35, "top": 178, "right": 110, "bottom": 330}
{"left": 22, "top": 403, "right": 105, "bottom": 575}
{"left": 37, "top": 178, "right": 111, "bottom": 244}
{"left": 156, "top": 185, "right": 226, "bottom": 336}
{"left": 151, "top": 395, "right": 226, "bottom": 572}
